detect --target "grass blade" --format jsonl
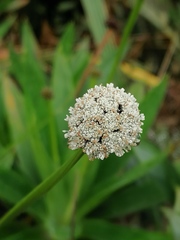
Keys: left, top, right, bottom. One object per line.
{"left": 140, "top": 75, "right": 168, "bottom": 139}
{"left": 77, "top": 149, "right": 168, "bottom": 219}
{"left": 79, "top": 219, "right": 173, "bottom": 240}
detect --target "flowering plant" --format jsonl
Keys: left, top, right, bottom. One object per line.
{"left": 0, "top": 1, "right": 171, "bottom": 239}
{"left": 64, "top": 83, "right": 145, "bottom": 160}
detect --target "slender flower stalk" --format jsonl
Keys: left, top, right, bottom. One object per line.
{"left": 64, "top": 83, "right": 145, "bottom": 160}
{"left": 0, "top": 150, "right": 83, "bottom": 227}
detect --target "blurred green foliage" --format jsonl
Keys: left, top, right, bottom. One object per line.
{"left": 0, "top": 0, "right": 180, "bottom": 239}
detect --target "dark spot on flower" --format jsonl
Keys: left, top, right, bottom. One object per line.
{"left": 98, "top": 135, "right": 103, "bottom": 144}
{"left": 95, "top": 120, "right": 101, "bottom": 125}
{"left": 76, "top": 119, "right": 84, "bottom": 127}
{"left": 112, "top": 129, "right": 119, "bottom": 132}
{"left": 94, "top": 98, "right": 98, "bottom": 102}
{"left": 84, "top": 139, "right": 90, "bottom": 147}
{"left": 117, "top": 104, "right": 123, "bottom": 114}
{"left": 103, "top": 109, "right": 107, "bottom": 114}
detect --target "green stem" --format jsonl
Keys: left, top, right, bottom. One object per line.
{"left": 106, "top": 0, "right": 144, "bottom": 83}
{"left": 0, "top": 150, "right": 84, "bottom": 228}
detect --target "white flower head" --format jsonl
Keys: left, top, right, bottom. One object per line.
{"left": 64, "top": 83, "right": 145, "bottom": 160}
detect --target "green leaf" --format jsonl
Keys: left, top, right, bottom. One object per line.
{"left": 51, "top": 42, "right": 74, "bottom": 159}
{"left": 75, "top": 154, "right": 101, "bottom": 202}
{"left": 1, "top": 75, "right": 38, "bottom": 182}
{"left": 80, "top": 0, "right": 107, "bottom": 44}
{"left": 0, "top": 0, "right": 28, "bottom": 13}
{"left": 139, "top": 75, "right": 168, "bottom": 139}
{"left": 0, "top": 150, "right": 83, "bottom": 228}
{"left": 106, "top": 0, "right": 144, "bottom": 83}
{"left": 78, "top": 219, "right": 173, "bottom": 240}
{"left": 77, "top": 149, "right": 168, "bottom": 219}
{"left": 0, "top": 73, "right": 10, "bottom": 145}
{"left": 128, "top": 82, "right": 145, "bottom": 103}
{"left": 8, "top": 22, "right": 54, "bottom": 179}
{"left": 80, "top": 0, "right": 116, "bottom": 76}
{"left": 0, "top": 168, "right": 45, "bottom": 219}
{"left": 133, "top": 140, "right": 160, "bottom": 162}
{"left": 0, "top": 0, "right": 14, "bottom": 13}
{"left": 60, "top": 23, "right": 75, "bottom": 55}
{"left": 0, "top": 169, "right": 32, "bottom": 204}
{"left": 0, "top": 15, "right": 16, "bottom": 39}
{"left": 10, "top": 21, "right": 47, "bottom": 120}
{"left": 58, "top": 1, "right": 76, "bottom": 12}
{"left": 163, "top": 187, "right": 180, "bottom": 240}
{"left": 0, "top": 144, "right": 14, "bottom": 169}
{"left": 95, "top": 151, "right": 133, "bottom": 184}
{"left": 174, "top": 187, "right": 180, "bottom": 213}
{"left": 28, "top": 129, "right": 54, "bottom": 179}
{"left": 0, "top": 224, "right": 44, "bottom": 240}
{"left": 163, "top": 208, "right": 180, "bottom": 240}
{"left": 95, "top": 178, "right": 170, "bottom": 218}
{"left": 70, "top": 47, "right": 89, "bottom": 84}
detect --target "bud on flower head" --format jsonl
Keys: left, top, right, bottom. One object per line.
{"left": 64, "top": 83, "right": 145, "bottom": 160}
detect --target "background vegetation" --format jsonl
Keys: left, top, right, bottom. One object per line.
{"left": 0, "top": 0, "right": 180, "bottom": 239}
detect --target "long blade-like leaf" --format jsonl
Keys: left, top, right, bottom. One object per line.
{"left": 77, "top": 149, "right": 168, "bottom": 219}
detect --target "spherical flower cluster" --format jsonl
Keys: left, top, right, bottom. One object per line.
{"left": 64, "top": 83, "right": 145, "bottom": 160}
